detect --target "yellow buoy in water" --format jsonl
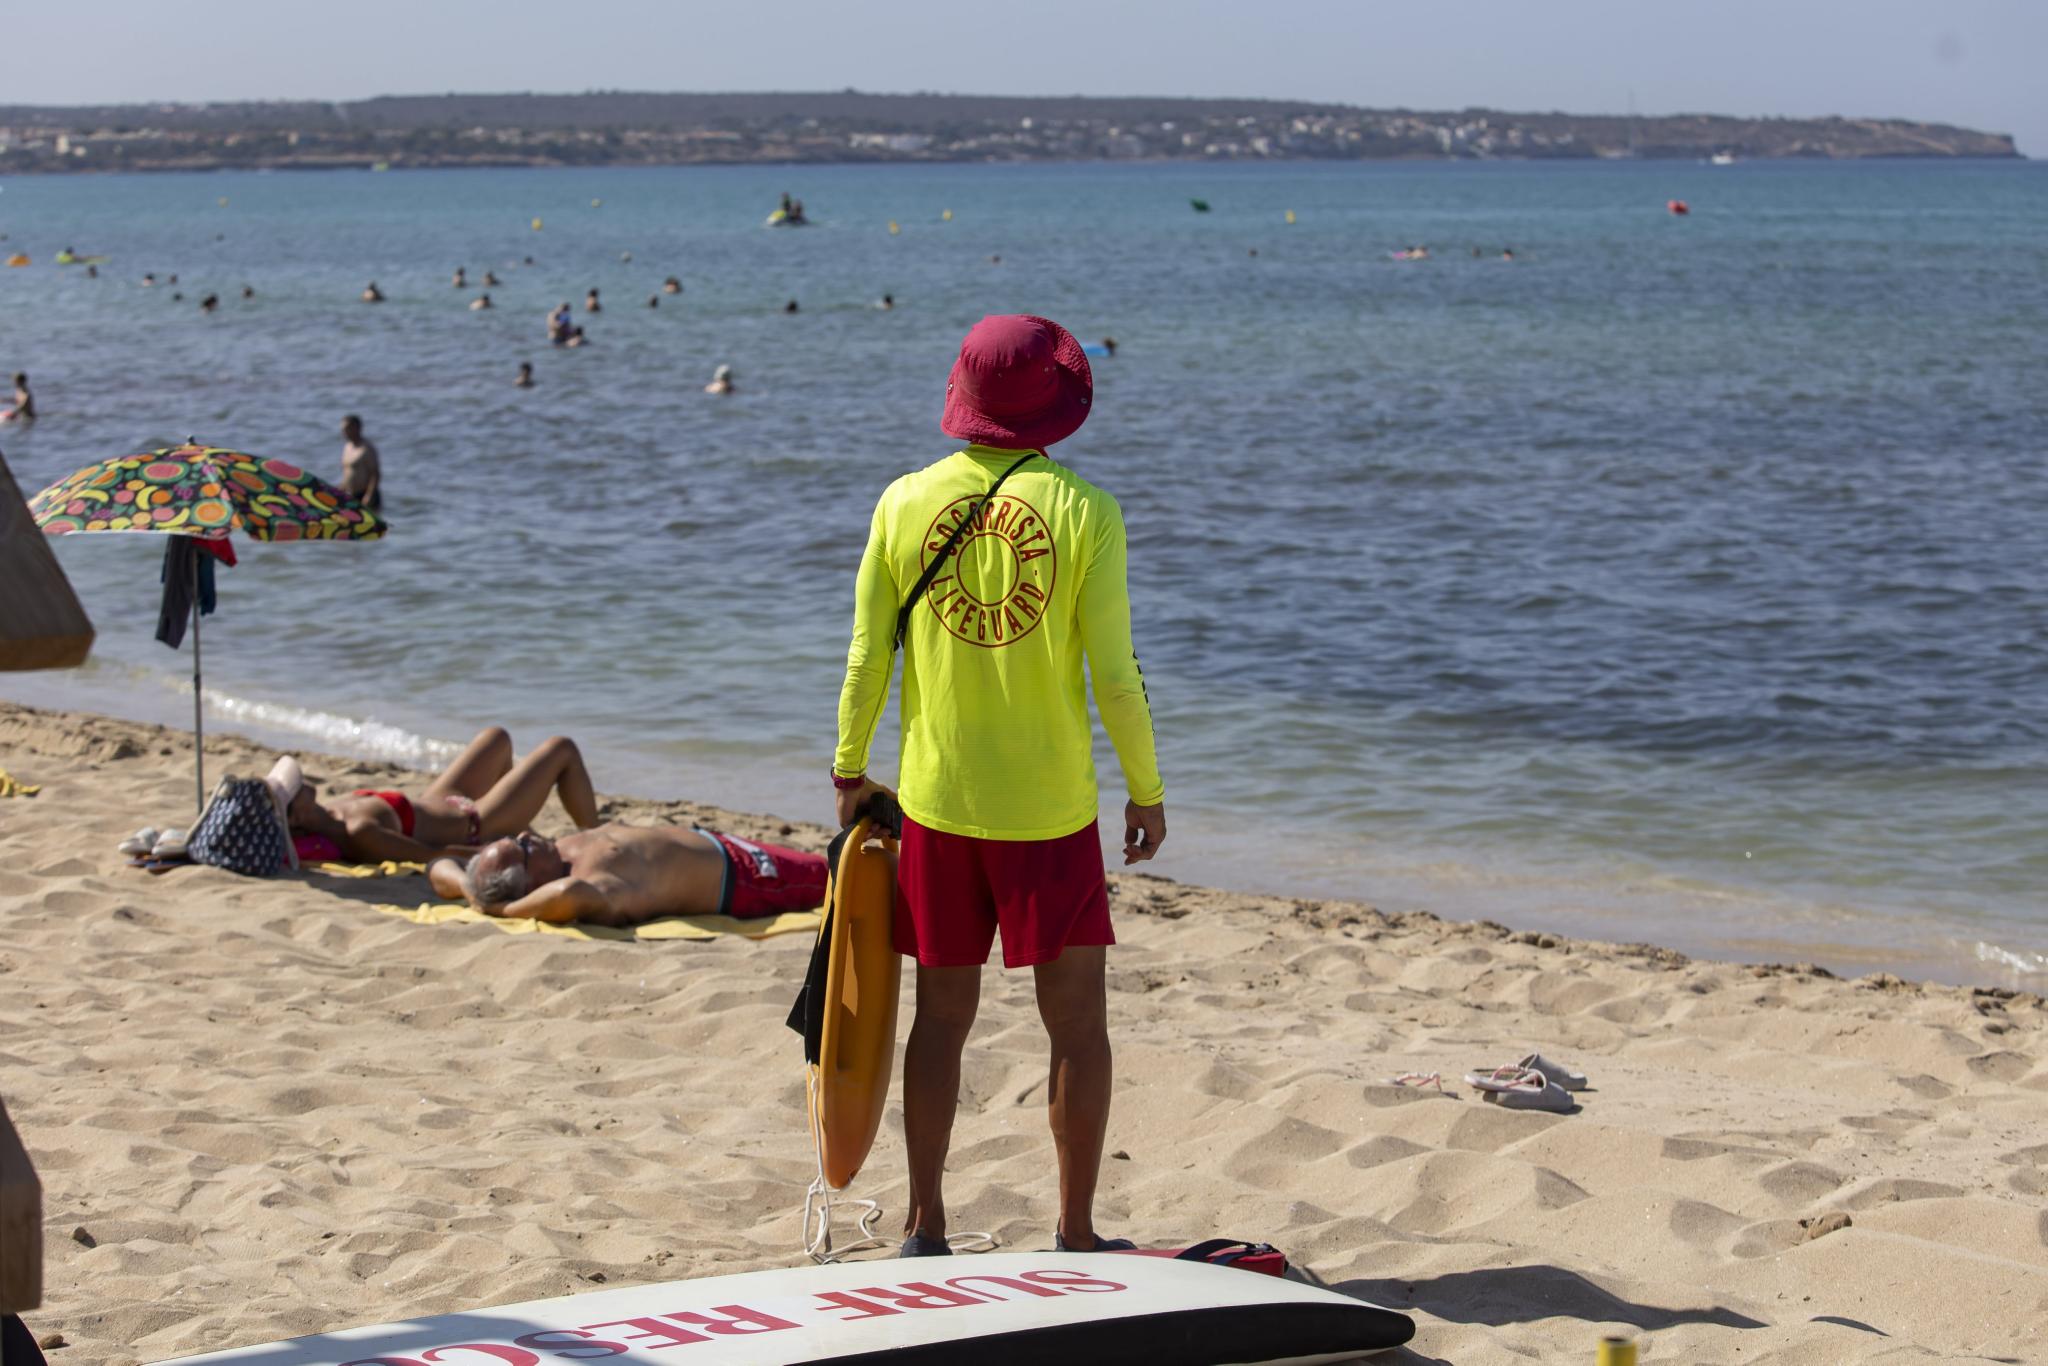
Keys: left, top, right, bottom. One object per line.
{"left": 591, "top": 198, "right": 603, "bottom": 207}
{"left": 941, "top": 209, "right": 953, "bottom": 222}
{"left": 1596, "top": 1338, "right": 1637, "bottom": 1366}
{"left": 1285, "top": 208, "right": 1296, "bottom": 224}
{"left": 217, "top": 197, "right": 229, "bottom": 207}
{"left": 888, "top": 220, "right": 900, "bottom": 235}
{"left": 531, "top": 217, "right": 543, "bottom": 231}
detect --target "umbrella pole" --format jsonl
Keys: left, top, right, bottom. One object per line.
{"left": 192, "top": 553, "right": 204, "bottom": 816}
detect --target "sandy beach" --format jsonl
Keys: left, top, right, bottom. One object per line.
{"left": 2, "top": 700, "right": 2045, "bottom": 1363}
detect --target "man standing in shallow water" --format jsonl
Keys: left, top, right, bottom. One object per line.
{"left": 833, "top": 313, "right": 1167, "bottom": 1257}
{"left": 339, "top": 414, "right": 381, "bottom": 511}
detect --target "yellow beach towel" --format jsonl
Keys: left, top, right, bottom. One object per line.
{"left": 303, "top": 861, "right": 820, "bottom": 941}
{"left": 368, "top": 900, "right": 820, "bottom": 942}
{"left": 0, "top": 769, "right": 41, "bottom": 798}
{"left": 306, "top": 859, "right": 426, "bottom": 878}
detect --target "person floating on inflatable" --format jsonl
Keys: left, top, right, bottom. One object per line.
{"left": 832, "top": 313, "right": 1167, "bottom": 1257}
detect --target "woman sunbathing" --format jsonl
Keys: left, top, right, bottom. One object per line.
{"left": 265, "top": 727, "right": 599, "bottom": 865}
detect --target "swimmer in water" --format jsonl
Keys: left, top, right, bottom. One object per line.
{"left": 1502, "top": 247, "right": 1515, "bottom": 261}
{"left": 646, "top": 295, "right": 659, "bottom": 309}
{"left": 470, "top": 293, "right": 493, "bottom": 311}
{"left": 514, "top": 362, "right": 534, "bottom": 389}
{"left": 362, "top": 282, "right": 384, "bottom": 303}
{"left": 547, "top": 302, "right": 572, "bottom": 343}
{"left": 240, "top": 284, "right": 254, "bottom": 298}
{"left": 704, "top": 364, "right": 735, "bottom": 395}
{"left": 662, "top": 276, "right": 682, "bottom": 294}
{"left": 6, "top": 373, "right": 35, "bottom": 423}
{"left": 1101, "top": 337, "right": 1118, "bottom": 357}
{"left": 199, "top": 293, "right": 219, "bottom": 314}
{"left": 585, "top": 288, "right": 601, "bottom": 313}
{"left": 141, "top": 272, "right": 157, "bottom": 287}
{"left": 483, "top": 270, "right": 500, "bottom": 287}
{"left": 876, "top": 293, "right": 895, "bottom": 310}
{"left": 85, "top": 264, "right": 99, "bottom": 278}
{"left": 783, "top": 299, "right": 799, "bottom": 314}
{"left": 452, "top": 266, "right": 467, "bottom": 288}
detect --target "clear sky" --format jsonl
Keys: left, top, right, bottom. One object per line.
{"left": 7, "top": 0, "right": 2042, "bottom": 155}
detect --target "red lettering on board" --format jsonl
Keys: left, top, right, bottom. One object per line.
{"left": 944, "top": 1275, "right": 1065, "bottom": 1301}
{"left": 339, "top": 1358, "right": 426, "bottom": 1366}
{"left": 1020, "top": 1270, "right": 1129, "bottom": 1293}
{"left": 663, "top": 1306, "right": 800, "bottom": 1336}
{"left": 808, "top": 1291, "right": 903, "bottom": 1321}
{"left": 512, "top": 1328, "right": 629, "bottom": 1360}
{"left": 579, "top": 1316, "right": 710, "bottom": 1348}
{"left": 421, "top": 1348, "right": 541, "bottom": 1365}
{"left": 850, "top": 1281, "right": 990, "bottom": 1311}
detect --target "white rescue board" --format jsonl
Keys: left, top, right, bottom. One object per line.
{"left": 156, "top": 1250, "right": 1414, "bottom": 1364}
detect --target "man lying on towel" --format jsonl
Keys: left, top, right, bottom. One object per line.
{"left": 428, "top": 824, "right": 828, "bottom": 927}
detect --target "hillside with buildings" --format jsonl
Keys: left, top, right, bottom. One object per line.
{"left": 0, "top": 91, "right": 2020, "bottom": 172}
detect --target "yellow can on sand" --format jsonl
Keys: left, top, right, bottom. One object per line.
{"left": 1597, "top": 1337, "right": 1638, "bottom": 1366}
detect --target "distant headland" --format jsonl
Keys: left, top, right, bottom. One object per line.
{"left": 0, "top": 91, "right": 2021, "bottom": 173}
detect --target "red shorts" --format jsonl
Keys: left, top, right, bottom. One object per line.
{"left": 701, "top": 829, "right": 830, "bottom": 918}
{"left": 895, "top": 817, "right": 1113, "bottom": 969}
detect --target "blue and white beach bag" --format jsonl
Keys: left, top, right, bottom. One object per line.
{"left": 189, "top": 774, "right": 296, "bottom": 876}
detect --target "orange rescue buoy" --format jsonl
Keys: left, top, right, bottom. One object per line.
{"left": 808, "top": 816, "right": 903, "bottom": 1191}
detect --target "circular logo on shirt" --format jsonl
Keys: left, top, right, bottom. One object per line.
{"left": 918, "top": 492, "right": 1059, "bottom": 649}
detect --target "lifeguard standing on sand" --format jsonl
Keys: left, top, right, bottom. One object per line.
{"left": 833, "top": 313, "right": 1167, "bottom": 1257}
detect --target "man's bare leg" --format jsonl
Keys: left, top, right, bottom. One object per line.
{"left": 474, "top": 736, "right": 600, "bottom": 834}
{"left": 1033, "top": 945, "right": 1111, "bottom": 1248}
{"left": 902, "top": 963, "right": 981, "bottom": 1241}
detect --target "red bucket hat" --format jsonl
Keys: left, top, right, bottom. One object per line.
{"left": 941, "top": 314, "right": 1093, "bottom": 449}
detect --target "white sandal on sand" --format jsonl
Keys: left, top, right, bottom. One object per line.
{"left": 151, "top": 828, "right": 190, "bottom": 860}
{"left": 119, "top": 827, "right": 161, "bottom": 857}
{"left": 1462, "top": 1066, "right": 1575, "bottom": 1113}
{"left": 1516, "top": 1052, "right": 1588, "bottom": 1091}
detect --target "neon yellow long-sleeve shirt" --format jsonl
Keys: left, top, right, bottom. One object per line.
{"left": 835, "top": 446, "right": 1164, "bottom": 841}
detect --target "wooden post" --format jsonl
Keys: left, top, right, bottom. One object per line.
{"left": 0, "top": 452, "right": 95, "bottom": 672}
{"left": 0, "top": 1095, "right": 41, "bottom": 1315}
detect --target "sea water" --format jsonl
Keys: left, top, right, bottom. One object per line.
{"left": 1, "top": 158, "right": 2043, "bottom": 986}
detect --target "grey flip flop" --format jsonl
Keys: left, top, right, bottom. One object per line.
{"left": 1517, "top": 1052, "right": 1589, "bottom": 1091}
{"left": 1464, "top": 1066, "right": 1576, "bottom": 1113}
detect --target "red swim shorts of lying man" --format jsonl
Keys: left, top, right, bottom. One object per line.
{"left": 428, "top": 824, "right": 829, "bottom": 927}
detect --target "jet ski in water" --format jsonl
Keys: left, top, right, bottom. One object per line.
{"left": 766, "top": 192, "right": 811, "bottom": 227}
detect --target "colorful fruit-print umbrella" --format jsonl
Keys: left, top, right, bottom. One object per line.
{"left": 28, "top": 443, "right": 385, "bottom": 542}
{"left": 29, "top": 444, "right": 387, "bottom": 813}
